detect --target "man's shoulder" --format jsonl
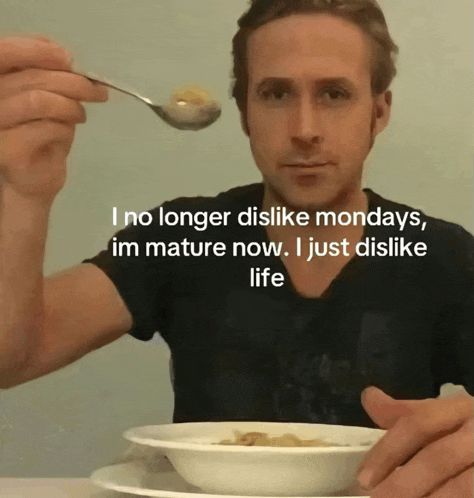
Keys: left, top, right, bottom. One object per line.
{"left": 367, "top": 189, "right": 474, "bottom": 264}
{"left": 368, "top": 189, "right": 471, "bottom": 233}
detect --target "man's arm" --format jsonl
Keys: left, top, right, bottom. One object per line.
{"left": 0, "top": 36, "right": 128, "bottom": 389}
{"left": 4, "top": 262, "right": 132, "bottom": 389}
{"left": 0, "top": 185, "right": 133, "bottom": 390}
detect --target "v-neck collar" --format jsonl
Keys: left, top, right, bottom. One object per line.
{"left": 243, "top": 184, "right": 382, "bottom": 301}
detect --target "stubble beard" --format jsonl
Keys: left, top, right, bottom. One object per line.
{"left": 263, "top": 175, "right": 362, "bottom": 215}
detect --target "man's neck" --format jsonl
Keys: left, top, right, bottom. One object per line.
{"left": 262, "top": 187, "right": 369, "bottom": 245}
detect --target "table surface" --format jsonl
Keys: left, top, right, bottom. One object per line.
{"left": 0, "top": 478, "right": 365, "bottom": 497}
{"left": 0, "top": 478, "right": 137, "bottom": 498}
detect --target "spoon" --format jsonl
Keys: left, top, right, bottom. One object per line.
{"left": 76, "top": 70, "right": 222, "bottom": 131}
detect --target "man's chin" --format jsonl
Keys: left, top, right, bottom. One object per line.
{"left": 264, "top": 179, "right": 361, "bottom": 214}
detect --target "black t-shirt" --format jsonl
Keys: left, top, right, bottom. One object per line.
{"left": 83, "top": 184, "right": 474, "bottom": 427}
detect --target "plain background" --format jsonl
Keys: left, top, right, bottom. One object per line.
{"left": 0, "top": 0, "right": 472, "bottom": 477}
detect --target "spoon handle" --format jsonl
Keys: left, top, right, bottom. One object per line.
{"left": 75, "top": 70, "right": 153, "bottom": 106}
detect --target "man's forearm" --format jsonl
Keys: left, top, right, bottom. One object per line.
{"left": 0, "top": 185, "right": 52, "bottom": 387}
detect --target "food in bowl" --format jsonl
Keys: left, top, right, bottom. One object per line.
{"left": 123, "top": 421, "right": 385, "bottom": 496}
{"left": 216, "top": 430, "right": 348, "bottom": 447}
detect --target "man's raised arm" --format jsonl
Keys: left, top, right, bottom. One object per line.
{"left": 0, "top": 36, "right": 131, "bottom": 389}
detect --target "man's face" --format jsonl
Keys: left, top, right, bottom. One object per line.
{"left": 245, "top": 13, "right": 391, "bottom": 212}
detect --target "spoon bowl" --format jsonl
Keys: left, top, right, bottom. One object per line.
{"left": 76, "top": 70, "right": 221, "bottom": 131}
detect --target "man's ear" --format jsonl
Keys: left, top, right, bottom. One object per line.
{"left": 240, "top": 112, "right": 250, "bottom": 137}
{"left": 372, "top": 90, "right": 392, "bottom": 136}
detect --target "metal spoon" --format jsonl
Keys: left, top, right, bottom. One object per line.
{"left": 76, "top": 70, "right": 222, "bottom": 131}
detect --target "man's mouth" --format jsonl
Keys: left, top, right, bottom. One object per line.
{"left": 283, "top": 162, "right": 329, "bottom": 169}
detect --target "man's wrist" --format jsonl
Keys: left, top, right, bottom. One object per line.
{"left": 0, "top": 184, "right": 53, "bottom": 234}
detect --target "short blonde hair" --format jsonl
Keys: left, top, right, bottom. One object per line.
{"left": 232, "top": 0, "right": 399, "bottom": 124}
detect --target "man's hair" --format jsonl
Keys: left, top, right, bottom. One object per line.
{"left": 231, "top": 0, "right": 399, "bottom": 125}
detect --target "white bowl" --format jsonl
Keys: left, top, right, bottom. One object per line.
{"left": 124, "top": 421, "right": 385, "bottom": 497}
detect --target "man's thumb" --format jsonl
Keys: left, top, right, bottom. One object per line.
{"left": 361, "top": 386, "right": 415, "bottom": 429}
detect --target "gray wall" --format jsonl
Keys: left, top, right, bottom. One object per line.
{"left": 1, "top": 0, "right": 472, "bottom": 477}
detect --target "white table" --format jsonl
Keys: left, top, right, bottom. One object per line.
{"left": 0, "top": 478, "right": 137, "bottom": 498}
{"left": 0, "top": 477, "right": 366, "bottom": 497}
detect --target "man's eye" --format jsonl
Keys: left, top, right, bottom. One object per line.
{"left": 322, "top": 88, "right": 350, "bottom": 101}
{"left": 262, "top": 89, "right": 291, "bottom": 101}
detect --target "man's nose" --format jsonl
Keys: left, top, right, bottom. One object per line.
{"left": 290, "top": 98, "right": 323, "bottom": 148}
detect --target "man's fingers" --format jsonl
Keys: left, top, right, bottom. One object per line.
{"left": 361, "top": 387, "right": 418, "bottom": 429}
{"left": 357, "top": 399, "right": 472, "bottom": 488}
{"left": 0, "top": 67, "right": 109, "bottom": 104}
{"left": 357, "top": 387, "right": 424, "bottom": 472}
{"left": 426, "top": 465, "right": 473, "bottom": 498}
{"left": 0, "top": 90, "right": 88, "bottom": 130}
{"left": 365, "top": 419, "right": 473, "bottom": 498}
{"left": 0, "top": 37, "right": 72, "bottom": 75}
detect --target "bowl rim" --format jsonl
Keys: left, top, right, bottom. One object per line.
{"left": 123, "top": 422, "right": 385, "bottom": 453}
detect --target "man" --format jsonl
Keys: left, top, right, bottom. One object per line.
{"left": 0, "top": 0, "right": 472, "bottom": 496}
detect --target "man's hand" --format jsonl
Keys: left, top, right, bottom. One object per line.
{"left": 356, "top": 386, "right": 473, "bottom": 497}
{"left": 0, "top": 36, "right": 108, "bottom": 203}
